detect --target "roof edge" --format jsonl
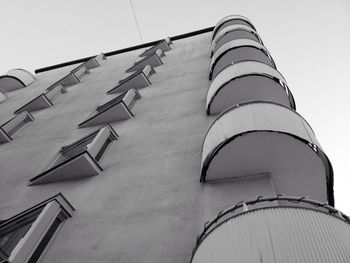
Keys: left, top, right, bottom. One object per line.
{"left": 35, "top": 26, "right": 214, "bottom": 74}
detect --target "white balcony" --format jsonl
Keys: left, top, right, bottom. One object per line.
{"left": 209, "top": 39, "right": 276, "bottom": 80}
{"left": 107, "top": 65, "right": 155, "bottom": 94}
{"left": 211, "top": 24, "right": 263, "bottom": 56}
{"left": 139, "top": 37, "right": 172, "bottom": 57}
{"left": 78, "top": 89, "right": 141, "bottom": 128}
{"left": 192, "top": 196, "right": 349, "bottom": 263}
{"left": 29, "top": 124, "right": 118, "bottom": 185}
{"left": 126, "top": 49, "right": 164, "bottom": 73}
{"left": 0, "top": 69, "right": 36, "bottom": 92}
{"left": 206, "top": 61, "right": 295, "bottom": 115}
{"left": 212, "top": 15, "right": 256, "bottom": 40}
{"left": 201, "top": 102, "right": 333, "bottom": 205}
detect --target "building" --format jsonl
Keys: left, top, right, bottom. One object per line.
{"left": 0, "top": 14, "right": 349, "bottom": 263}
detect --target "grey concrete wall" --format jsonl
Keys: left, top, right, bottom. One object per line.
{"left": 0, "top": 33, "right": 277, "bottom": 262}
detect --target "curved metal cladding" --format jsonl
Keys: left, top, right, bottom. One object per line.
{"left": 211, "top": 24, "right": 263, "bottom": 56}
{"left": 192, "top": 206, "right": 350, "bottom": 263}
{"left": 0, "top": 69, "right": 36, "bottom": 92}
{"left": 206, "top": 61, "right": 295, "bottom": 115}
{"left": 209, "top": 39, "right": 276, "bottom": 80}
{"left": 200, "top": 102, "right": 334, "bottom": 205}
{"left": 211, "top": 15, "right": 256, "bottom": 40}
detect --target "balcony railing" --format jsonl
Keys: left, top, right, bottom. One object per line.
{"left": 206, "top": 61, "right": 295, "bottom": 115}
{"left": 201, "top": 102, "right": 334, "bottom": 205}
{"left": 211, "top": 24, "right": 263, "bottom": 56}
{"left": 209, "top": 39, "right": 276, "bottom": 80}
{"left": 191, "top": 195, "right": 350, "bottom": 263}
{"left": 212, "top": 15, "right": 256, "bottom": 40}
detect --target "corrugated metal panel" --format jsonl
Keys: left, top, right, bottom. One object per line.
{"left": 202, "top": 102, "right": 318, "bottom": 161}
{"left": 192, "top": 207, "right": 350, "bottom": 263}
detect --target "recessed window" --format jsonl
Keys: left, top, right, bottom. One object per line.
{"left": 29, "top": 124, "right": 118, "bottom": 185}
{"left": 0, "top": 111, "right": 34, "bottom": 143}
{"left": 14, "top": 85, "right": 67, "bottom": 114}
{"left": 107, "top": 65, "right": 155, "bottom": 94}
{"left": 139, "top": 37, "right": 172, "bottom": 57}
{"left": 0, "top": 193, "right": 74, "bottom": 263}
{"left": 94, "top": 53, "right": 107, "bottom": 66}
{"left": 71, "top": 65, "right": 89, "bottom": 82}
{"left": 79, "top": 89, "right": 141, "bottom": 128}
{"left": 126, "top": 49, "right": 164, "bottom": 73}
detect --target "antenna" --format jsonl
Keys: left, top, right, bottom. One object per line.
{"left": 130, "top": 0, "right": 144, "bottom": 43}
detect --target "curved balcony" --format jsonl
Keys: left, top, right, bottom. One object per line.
{"left": 191, "top": 196, "right": 350, "bottom": 263}
{"left": 211, "top": 24, "right": 263, "bottom": 56}
{"left": 201, "top": 102, "right": 333, "bottom": 205}
{"left": 206, "top": 61, "right": 295, "bottom": 115}
{"left": 212, "top": 15, "right": 256, "bottom": 40}
{"left": 0, "top": 69, "right": 36, "bottom": 92}
{"left": 209, "top": 39, "right": 275, "bottom": 80}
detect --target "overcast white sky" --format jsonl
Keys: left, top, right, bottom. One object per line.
{"left": 1, "top": 0, "right": 350, "bottom": 213}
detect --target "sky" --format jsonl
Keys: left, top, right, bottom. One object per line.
{"left": 1, "top": 0, "right": 350, "bottom": 213}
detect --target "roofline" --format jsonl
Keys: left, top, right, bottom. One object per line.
{"left": 35, "top": 26, "right": 215, "bottom": 74}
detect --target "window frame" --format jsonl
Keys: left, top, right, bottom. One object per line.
{"left": 29, "top": 124, "right": 118, "bottom": 185}
{"left": 0, "top": 193, "right": 74, "bottom": 263}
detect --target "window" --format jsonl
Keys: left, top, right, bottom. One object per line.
{"left": 126, "top": 49, "right": 164, "bottom": 73}
{"left": 107, "top": 65, "right": 155, "bottom": 94}
{"left": 79, "top": 89, "right": 141, "bottom": 128}
{"left": 139, "top": 37, "right": 172, "bottom": 57}
{"left": 0, "top": 193, "right": 74, "bottom": 263}
{"left": 0, "top": 89, "right": 8, "bottom": 104}
{"left": 93, "top": 53, "right": 107, "bottom": 66}
{"left": 46, "top": 73, "right": 79, "bottom": 93}
{"left": 14, "top": 85, "right": 67, "bottom": 114}
{"left": 29, "top": 124, "right": 118, "bottom": 185}
{"left": 71, "top": 65, "right": 89, "bottom": 81}
{"left": 0, "top": 111, "right": 34, "bottom": 144}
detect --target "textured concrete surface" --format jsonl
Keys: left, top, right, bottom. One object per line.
{"left": 0, "top": 33, "right": 277, "bottom": 262}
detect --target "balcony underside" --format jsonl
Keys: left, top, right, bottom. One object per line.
{"left": 192, "top": 207, "right": 350, "bottom": 263}
{"left": 211, "top": 47, "right": 275, "bottom": 80}
{"left": 203, "top": 131, "right": 328, "bottom": 202}
{"left": 212, "top": 30, "right": 261, "bottom": 56}
{"left": 0, "top": 76, "right": 26, "bottom": 92}
{"left": 201, "top": 102, "right": 333, "bottom": 205}
{"left": 207, "top": 61, "right": 294, "bottom": 115}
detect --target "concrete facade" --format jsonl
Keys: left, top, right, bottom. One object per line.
{"left": 0, "top": 32, "right": 278, "bottom": 262}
